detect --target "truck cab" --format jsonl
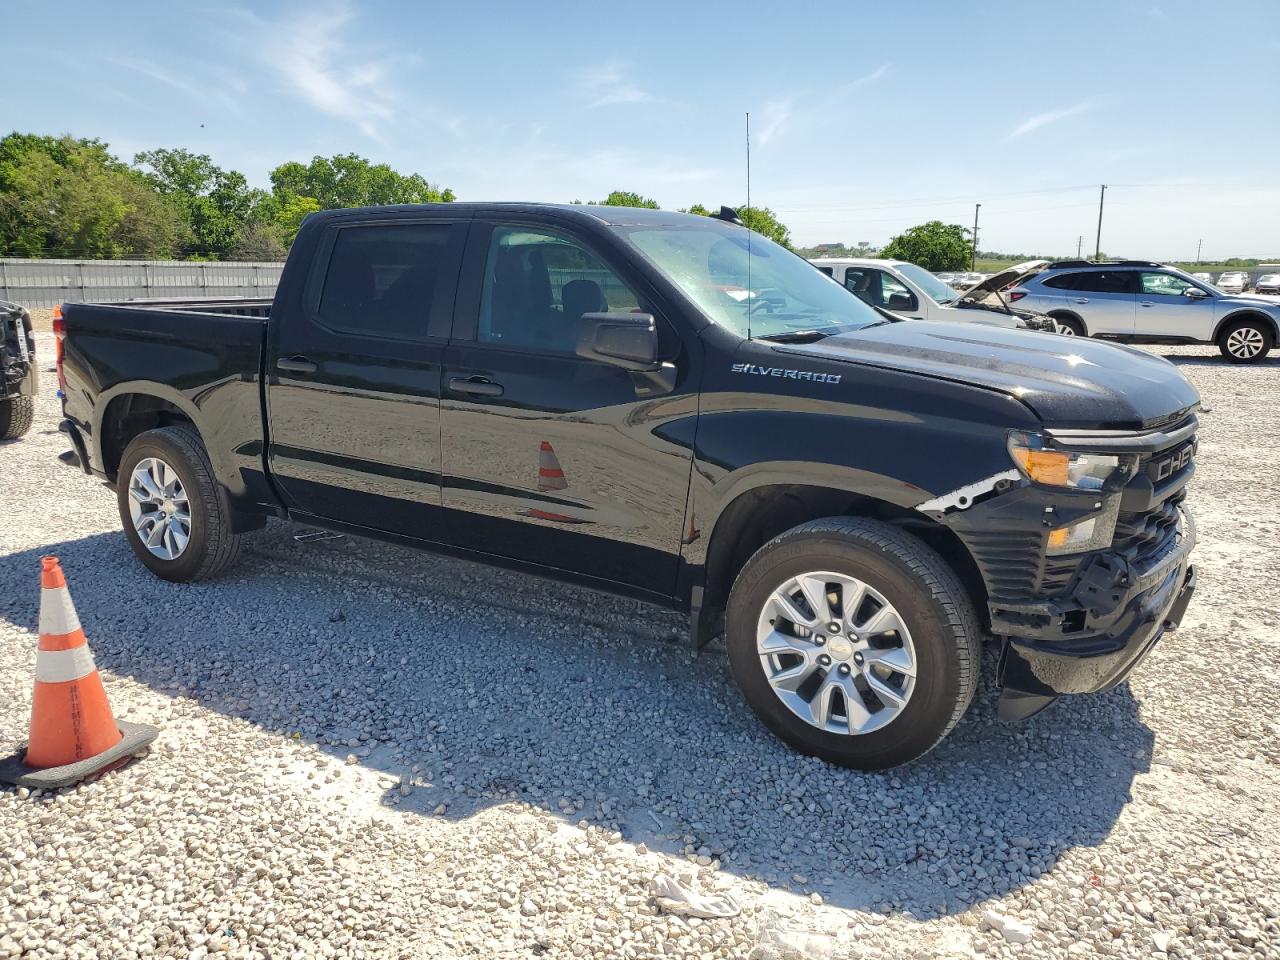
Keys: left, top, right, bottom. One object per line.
{"left": 58, "top": 204, "right": 1199, "bottom": 770}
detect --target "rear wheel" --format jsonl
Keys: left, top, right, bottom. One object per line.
{"left": 725, "top": 517, "right": 980, "bottom": 770}
{"left": 116, "top": 424, "right": 245, "bottom": 581}
{"left": 0, "top": 396, "right": 35, "bottom": 439}
{"left": 1218, "top": 318, "right": 1272, "bottom": 363}
{"left": 1049, "top": 313, "right": 1085, "bottom": 336}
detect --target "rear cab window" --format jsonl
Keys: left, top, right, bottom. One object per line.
{"left": 316, "top": 222, "right": 456, "bottom": 340}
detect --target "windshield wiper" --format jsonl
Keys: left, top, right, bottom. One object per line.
{"left": 755, "top": 328, "right": 839, "bottom": 343}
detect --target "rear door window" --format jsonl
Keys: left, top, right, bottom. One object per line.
{"left": 317, "top": 223, "right": 453, "bottom": 340}
{"left": 1071, "top": 271, "right": 1137, "bottom": 294}
{"left": 1042, "top": 274, "right": 1080, "bottom": 290}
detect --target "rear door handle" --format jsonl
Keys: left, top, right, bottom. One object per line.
{"left": 277, "top": 356, "right": 318, "bottom": 374}
{"left": 1071, "top": 298, "right": 1089, "bottom": 304}
{"left": 1139, "top": 301, "right": 1154, "bottom": 307}
{"left": 449, "top": 376, "right": 504, "bottom": 397}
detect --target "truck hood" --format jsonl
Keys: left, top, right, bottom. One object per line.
{"left": 779, "top": 320, "right": 1200, "bottom": 429}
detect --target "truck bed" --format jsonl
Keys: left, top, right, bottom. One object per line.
{"left": 89, "top": 296, "right": 273, "bottom": 319}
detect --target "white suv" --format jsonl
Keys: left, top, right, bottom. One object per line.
{"left": 1008, "top": 260, "right": 1279, "bottom": 363}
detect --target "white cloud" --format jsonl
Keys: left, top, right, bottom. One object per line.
{"left": 755, "top": 99, "right": 792, "bottom": 146}
{"left": 575, "top": 62, "right": 652, "bottom": 108}
{"left": 108, "top": 55, "right": 246, "bottom": 119}
{"left": 237, "top": 4, "right": 401, "bottom": 141}
{"left": 1007, "top": 101, "right": 1092, "bottom": 139}
{"left": 852, "top": 63, "right": 890, "bottom": 86}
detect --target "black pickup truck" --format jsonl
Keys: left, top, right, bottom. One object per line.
{"left": 58, "top": 203, "right": 1200, "bottom": 769}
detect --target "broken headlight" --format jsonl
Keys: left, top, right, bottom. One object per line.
{"left": 1007, "top": 433, "right": 1137, "bottom": 555}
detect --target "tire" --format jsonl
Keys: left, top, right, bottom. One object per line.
{"left": 725, "top": 517, "right": 981, "bottom": 770}
{"left": 116, "top": 424, "right": 245, "bottom": 582}
{"left": 0, "top": 396, "right": 35, "bottom": 439}
{"left": 1049, "top": 313, "right": 1085, "bottom": 337}
{"left": 1217, "top": 317, "right": 1272, "bottom": 364}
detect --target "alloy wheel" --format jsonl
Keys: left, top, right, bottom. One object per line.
{"left": 1226, "top": 326, "right": 1265, "bottom": 359}
{"left": 127, "top": 457, "right": 192, "bottom": 560}
{"left": 756, "top": 571, "right": 916, "bottom": 735}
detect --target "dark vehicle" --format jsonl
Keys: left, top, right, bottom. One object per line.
{"left": 57, "top": 204, "right": 1199, "bottom": 769}
{"left": 1, "top": 300, "right": 37, "bottom": 439}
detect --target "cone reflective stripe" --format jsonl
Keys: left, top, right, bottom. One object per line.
{"left": 537, "top": 441, "right": 568, "bottom": 492}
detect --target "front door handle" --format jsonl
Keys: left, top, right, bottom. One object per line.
{"left": 277, "top": 356, "right": 318, "bottom": 374}
{"left": 1140, "top": 301, "right": 1154, "bottom": 307}
{"left": 449, "top": 376, "right": 504, "bottom": 397}
{"left": 1071, "top": 298, "right": 1090, "bottom": 304}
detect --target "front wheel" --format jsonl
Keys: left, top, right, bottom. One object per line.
{"left": 1218, "top": 318, "right": 1272, "bottom": 363}
{"left": 0, "top": 396, "right": 35, "bottom": 439}
{"left": 1049, "top": 314, "right": 1085, "bottom": 336}
{"left": 725, "top": 517, "right": 980, "bottom": 770}
{"left": 116, "top": 424, "right": 245, "bottom": 581}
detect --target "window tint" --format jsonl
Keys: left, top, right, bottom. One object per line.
{"left": 1072, "top": 271, "right": 1136, "bottom": 294}
{"left": 1042, "top": 274, "right": 1079, "bottom": 290}
{"left": 816, "top": 266, "right": 834, "bottom": 277}
{"left": 843, "top": 269, "right": 872, "bottom": 300}
{"left": 1140, "top": 272, "right": 1196, "bottom": 297}
{"left": 478, "top": 227, "right": 641, "bottom": 353}
{"left": 317, "top": 224, "right": 452, "bottom": 339}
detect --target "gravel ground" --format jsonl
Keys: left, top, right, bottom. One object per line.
{"left": 2, "top": 331, "right": 1278, "bottom": 959}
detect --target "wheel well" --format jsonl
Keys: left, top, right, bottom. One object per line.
{"left": 1046, "top": 310, "right": 1086, "bottom": 334}
{"left": 1215, "top": 311, "right": 1277, "bottom": 344}
{"left": 100, "top": 394, "right": 195, "bottom": 479}
{"left": 699, "top": 484, "right": 988, "bottom": 638}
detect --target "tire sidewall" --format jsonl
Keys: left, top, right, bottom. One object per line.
{"left": 727, "top": 531, "right": 965, "bottom": 770}
{"left": 1050, "top": 313, "right": 1084, "bottom": 337}
{"left": 116, "top": 431, "right": 213, "bottom": 581}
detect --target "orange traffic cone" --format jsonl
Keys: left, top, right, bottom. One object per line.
{"left": 537, "top": 441, "right": 568, "bottom": 492}
{"left": 0, "top": 557, "right": 158, "bottom": 789}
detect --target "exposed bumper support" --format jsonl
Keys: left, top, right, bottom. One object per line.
{"left": 58, "top": 419, "right": 91, "bottom": 475}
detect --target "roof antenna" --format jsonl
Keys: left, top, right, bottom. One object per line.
{"left": 746, "top": 110, "right": 752, "bottom": 342}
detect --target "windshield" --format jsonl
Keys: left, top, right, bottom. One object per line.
{"left": 895, "top": 262, "right": 958, "bottom": 304}
{"left": 620, "top": 222, "right": 885, "bottom": 338}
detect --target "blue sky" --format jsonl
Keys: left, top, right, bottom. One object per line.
{"left": 5, "top": 0, "right": 1279, "bottom": 257}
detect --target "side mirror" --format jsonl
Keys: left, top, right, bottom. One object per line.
{"left": 1184, "top": 287, "right": 1209, "bottom": 299}
{"left": 885, "top": 292, "right": 917, "bottom": 312}
{"left": 576, "top": 312, "right": 659, "bottom": 370}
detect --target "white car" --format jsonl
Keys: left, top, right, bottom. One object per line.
{"left": 1217, "top": 272, "right": 1250, "bottom": 294}
{"left": 808, "top": 257, "right": 1055, "bottom": 329}
{"left": 1191, "top": 272, "right": 1213, "bottom": 284}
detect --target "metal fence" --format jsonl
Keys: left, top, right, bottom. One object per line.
{"left": 0, "top": 258, "right": 284, "bottom": 309}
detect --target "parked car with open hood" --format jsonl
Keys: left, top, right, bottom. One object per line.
{"left": 1008, "top": 260, "right": 1278, "bottom": 362}
{"left": 809, "top": 257, "right": 1055, "bottom": 330}
{"left": 57, "top": 204, "right": 1198, "bottom": 769}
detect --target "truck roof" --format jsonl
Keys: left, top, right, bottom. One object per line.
{"left": 309, "top": 202, "right": 716, "bottom": 229}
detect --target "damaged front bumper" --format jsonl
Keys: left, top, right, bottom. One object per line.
{"left": 993, "top": 509, "right": 1195, "bottom": 720}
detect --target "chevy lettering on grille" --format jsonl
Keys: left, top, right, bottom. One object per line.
{"left": 1147, "top": 440, "right": 1196, "bottom": 483}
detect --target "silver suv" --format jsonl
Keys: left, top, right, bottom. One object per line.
{"left": 1009, "top": 260, "right": 1279, "bottom": 363}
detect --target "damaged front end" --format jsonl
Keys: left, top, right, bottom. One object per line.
{"left": 918, "top": 414, "right": 1199, "bottom": 721}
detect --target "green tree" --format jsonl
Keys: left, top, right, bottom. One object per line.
{"left": 880, "top": 221, "right": 971, "bottom": 271}
{"left": 585, "top": 190, "right": 660, "bottom": 208}
{"left": 133, "top": 148, "right": 264, "bottom": 258}
{"left": 228, "top": 221, "right": 288, "bottom": 261}
{"left": 268, "top": 154, "right": 453, "bottom": 210}
{"left": 0, "top": 134, "right": 182, "bottom": 258}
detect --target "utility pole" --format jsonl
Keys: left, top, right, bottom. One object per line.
{"left": 1094, "top": 184, "right": 1107, "bottom": 259}
{"left": 1196, "top": 238, "right": 1203, "bottom": 263}
{"left": 971, "top": 203, "right": 981, "bottom": 270}
{"left": 1077, "top": 235, "right": 1083, "bottom": 258}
